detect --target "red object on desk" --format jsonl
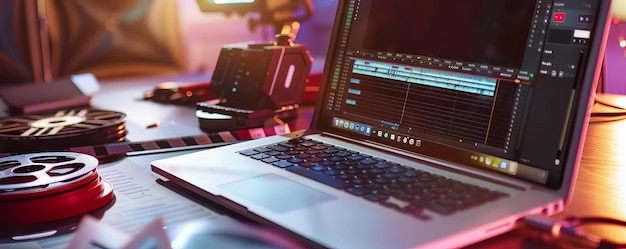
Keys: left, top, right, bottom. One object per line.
{"left": 302, "top": 72, "right": 322, "bottom": 104}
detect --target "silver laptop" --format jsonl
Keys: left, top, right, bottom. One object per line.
{"left": 152, "top": 0, "right": 612, "bottom": 248}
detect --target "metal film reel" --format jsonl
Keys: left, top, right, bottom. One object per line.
{"left": 0, "top": 109, "right": 126, "bottom": 138}
{"left": 0, "top": 152, "right": 99, "bottom": 194}
{"left": 0, "top": 152, "right": 114, "bottom": 226}
{"left": 0, "top": 108, "right": 126, "bottom": 153}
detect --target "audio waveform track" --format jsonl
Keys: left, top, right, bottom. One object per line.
{"left": 353, "top": 59, "right": 497, "bottom": 96}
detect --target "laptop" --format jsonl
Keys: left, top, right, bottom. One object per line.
{"left": 152, "top": 0, "right": 612, "bottom": 248}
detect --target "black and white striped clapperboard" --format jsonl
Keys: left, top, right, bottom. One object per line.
{"left": 0, "top": 124, "right": 291, "bottom": 159}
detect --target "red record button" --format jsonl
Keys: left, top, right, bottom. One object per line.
{"left": 553, "top": 12, "right": 566, "bottom": 23}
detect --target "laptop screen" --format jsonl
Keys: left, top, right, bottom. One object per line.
{"left": 314, "top": 0, "right": 607, "bottom": 188}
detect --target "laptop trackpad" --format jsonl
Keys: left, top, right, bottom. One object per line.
{"left": 219, "top": 174, "right": 336, "bottom": 213}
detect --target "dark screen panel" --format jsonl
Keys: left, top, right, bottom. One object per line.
{"left": 362, "top": 0, "right": 535, "bottom": 68}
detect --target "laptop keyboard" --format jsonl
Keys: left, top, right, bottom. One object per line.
{"left": 239, "top": 137, "right": 508, "bottom": 219}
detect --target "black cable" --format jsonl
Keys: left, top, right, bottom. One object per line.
{"left": 523, "top": 215, "right": 626, "bottom": 248}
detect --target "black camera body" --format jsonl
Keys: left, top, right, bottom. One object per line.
{"left": 197, "top": 35, "right": 313, "bottom": 131}
{"left": 210, "top": 38, "right": 313, "bottom": 110}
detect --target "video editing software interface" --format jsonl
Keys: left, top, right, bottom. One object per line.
{"left": 318, "top": 0, "right": 601, "bottom": 188}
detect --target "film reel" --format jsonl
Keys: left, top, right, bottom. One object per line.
{"left": 0, "top": 152, "right": 114, "bottom": 226}
{"left": 0, "top": 108, "right": 126, "bottom": 153}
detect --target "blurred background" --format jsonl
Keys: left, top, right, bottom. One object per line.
{"left": 605, "top": 0, "right": 626, "bottom": 93}
{"left": 0, "top": 0, "right": 623, "bottom": 93}
{"left": 0, "top": 0, "right": 337, "bottom": 84}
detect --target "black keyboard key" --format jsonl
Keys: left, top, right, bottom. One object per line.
{"left": 305, "top": 149, "right": 322, "bottom": 155}
{"left": 267, "top": 145, "right": 290, "bottom": 152}
{"left": 436, "top": 197, "right": 458, "bottom": 207}
{"left": 364, "top": 193, "right": 388, "bottom": 202}
{"left": 323, "top": 148, "right": 341, "bottom": 154}
{"left": 286, "top": 166, "right": 349, "bottom": 189}
{"left": 262, "top": 157, "right": 280, "bottom": 163}
{"left": 316, "top": 153, "right": 333, "bottom": 158}
{"left": 373, "top": 178, "right": 392, "bottom": 184}
{"left": 382, "top": 172, "right": 400, "bottom": 179}
{"left": 310, "top": 165, "right": 328, "bottom": 172}
{"left": 300, "top": 141, "right": 319, "bottom": 147}
{"left": 402, "top": 170, "right": 419, "bottom": 177}
{"left": 359, "top": 153, "right": 373, "bottom": 158}
{"left": 372, "top": 157, "right": 386, "bottom": 162}
{"left": 346, "top": 150, "right": 359, "bottom": 155}
{"left": 323, "top": 169, "right": 340, "bottom": 176}
{"left": 446, "top": 192, "right": 468, "bottom": 200}
{"left": 272, "top": 161, "right": 293, "bottom": 168}
{"left": 318, "top": 160, "right": 336, "bottom": 167}
{"left": 327, "top": 156, "right": 345, "bottom": 162}
{"left": 429, "top": 187, "right": 449, "bottom": 194}
{"left": 373, "top": 162, "right": 392, "bottom": 169}
{"left": 307, "top": 157, "right": 324, "bottom": 163}
{"left": 295, "top": 146, "right": 310, "bottom": 151}
{"left": 287, "top": 157, "right": 304, "bottom": 164}
{"left": 363, "top": 183, "right": 385, "bottom": 190}
{"left": 368, "top": 168, "right": 386, "bottom": 174}
{"left": 397, "top": 177, "right": 415, "bottom": 183}
{"left": 387, "top": 182, "right": 408, "bottom": 189}
{"left": 336, "top": 174, "right": 354, "bottom": 181}
{"left": 343, "top": 169, "right": 358, "bottom": 175}
{"left": 335, "top": 151, "right": 352, "bottom": 157}
{"left": 418, "top": 191, "right": 439, "bottom": 201}
{"left": 284, "top": 139, "right": 301, "bottom": 145}
{"left": 240, "top": 150, "right": 259, "bottom": 156}
{"left": 348, "top": 178, "right": 369, "bottom": 185}
{"left": 346, "top": 187, "right": 373, "bottom": 196}
{"left": 412, "top": 181, "right": 432, "bottom": 189}
{"left": 352, "top": 164, "right": 369, "bottom": 170}
{"left": 254, "top": 147, "right": 272, "bottom": 153}
{"left": 295, "top": 153, "right": 312, "bottom": 159}
{"left": 285, "top": 150, "right": 301, "bottom": 155}
{"left": 417, "top": 174, "right": 437, "bottom": 182}
{"left": 266, "top": 151, "right": 282, "bottom": 156}
{"left": 251, "top": 153, "right": 270, "bottom": 160}
{"left": 359, "top": 158, "right": 378, "bottom": 165}
{"left": 278, "top": 139, "right": 299, "bottom": 148}
{"left": 298, "top": 161, "right": 316, "bottom": 168}
{"left": 276, "top": 154, "right": 293, "bottom": 160}
{"left": 330, "top": 164, "right": 349, "bottom": 170}
{"left": 347, "top": 155, "right": 365, "bottom": 161}
{"left": 311, "top": 144, "right": 330, "bottom": 150}
{"left": 388, "top": 166, "right": 406, "bottom": 173}
{"left": 379, "top": 188, "right": 400, "bottom": 196}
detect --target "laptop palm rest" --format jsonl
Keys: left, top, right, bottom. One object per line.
{"left": 218, "top": 174, "right": 337, "bottom": 213}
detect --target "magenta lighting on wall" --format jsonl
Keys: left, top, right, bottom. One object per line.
{"left": 614, "top": 0, "right": 626, "bottom": 55}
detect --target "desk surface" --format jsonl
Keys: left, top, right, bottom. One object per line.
{"left": 469, "top": 103, "right": 626, "bottom": 248}
{"left": 2, "top": 74, "right": 626, "bottom": 248}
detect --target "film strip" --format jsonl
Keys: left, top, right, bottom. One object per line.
{"left": 0, "top": 124, "right": 290, "bottom": 160}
